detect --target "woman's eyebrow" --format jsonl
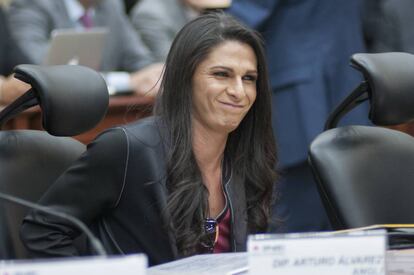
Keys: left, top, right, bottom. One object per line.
{"left": 209, "top": 66, "right": 258, "bottom": 74}
{"left": 209, "top": 65, "right": 232, "bottom": 71}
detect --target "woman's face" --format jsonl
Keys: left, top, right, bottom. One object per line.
{"left": 191, "top": 40, "right": 257, "bottom": 134}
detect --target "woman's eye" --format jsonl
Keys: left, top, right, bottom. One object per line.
{"left": 243, "top": 75, "right": 257, "bottom": 82}
{"left": 213, "top": 71, "right": 228, "bottom": 77}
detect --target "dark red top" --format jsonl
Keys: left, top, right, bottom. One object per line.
{"left": 213, "top": 207, "right": 231, "bottom": 253}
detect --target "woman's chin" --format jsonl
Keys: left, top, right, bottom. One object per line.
{"left": 218, "top": 119, "right": 241, "bottom": 133}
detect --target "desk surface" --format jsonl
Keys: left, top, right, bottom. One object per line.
{"left": 148, "top": 250, "right": 414, "bottom": 275}
{"left": 1, "top": 94, "right": 154, "bottom": 144}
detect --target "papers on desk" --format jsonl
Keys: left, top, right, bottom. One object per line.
{"left": 0, "top": 254, "right": 147, "bottom": 275}
{"left": 334, "top": 224, "right": 414, "bottom": 250}
{"left": 102, "top": 71, "right": 134, "bottom": 96}
{"left": 387, "top": 249, "right": 414, "bottom": 274}
{"left": 148, "top": 252, "right": 248, "bottom": 275}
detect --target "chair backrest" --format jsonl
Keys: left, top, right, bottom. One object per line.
{"left": 308, "top": 52, "right": 414, "bottom": 230}
{"left": 0, "top": 64, "right": 109, "bottom": 259}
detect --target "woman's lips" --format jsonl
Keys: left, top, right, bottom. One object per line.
{"left": 218, "top": 100, "right": 244, "bottom": 109}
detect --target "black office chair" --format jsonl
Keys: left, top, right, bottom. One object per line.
{"left": 0, "top": 64, "right": 109, "bottom": 259}
{"left": 308, "top": 52, "right": 414, "bottom": 230}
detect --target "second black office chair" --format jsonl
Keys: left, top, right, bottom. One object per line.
{"left": 0, "top": 64, "right": 108, "bottom": 258}
{"left": 308, "top": 52, "right": 414, "bottom": 230}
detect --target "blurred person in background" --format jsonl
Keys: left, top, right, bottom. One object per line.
{"left": 130, "top": 0, "right": 231, "bottom": 62}
{"left": 123, "top": 0, "right": 139, "bottom": 14}
{"left": 364, "top": 0, "right": 414, "bottom": 53}
{"left": 8, "top": 0, "right": 163, "bottom": 97}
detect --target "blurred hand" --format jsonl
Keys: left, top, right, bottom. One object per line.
{"left": 0, "top": 74, "right": 31, "bottom": 105}
{"left": 0, "top": 76, "right": 4, "bottom": 102}
{"left": 129, "top": 63, "right": 164, "bottom": 98}
{"left": 184, "top": 0, "right": 232, "bottom": 10}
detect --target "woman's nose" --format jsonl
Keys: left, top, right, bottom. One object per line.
{"left": 226, "top": 78, "right": 244, "bottom": 98}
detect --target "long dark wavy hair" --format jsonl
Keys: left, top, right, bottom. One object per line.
{"left": 154, "top": 12, "right": 277, "bottom": 256}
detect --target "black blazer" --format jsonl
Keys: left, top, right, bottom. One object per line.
{"left": 20, "top": 117, "right": 248, "bottom": 266}
{"left": 0, "top": 7, "right": 29, "bottom": 76}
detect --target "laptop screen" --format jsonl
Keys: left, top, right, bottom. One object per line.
{"left": 43, "top": 28, "right": 108, "bottom": 70}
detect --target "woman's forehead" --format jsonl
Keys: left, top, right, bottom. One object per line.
{"left": 197, "top": 40, "right": 258, "bottom": 70}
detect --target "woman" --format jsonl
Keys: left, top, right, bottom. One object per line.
{"left": 20, "top": 12, "right": 277, "bottom": 266}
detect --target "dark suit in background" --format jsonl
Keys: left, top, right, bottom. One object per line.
{"left": 0, "top": 7, "right": 28, "bottom": 257}
{"left": 123, "top": 0, "right": 140, "bottom": 14}
{"left": 365, "top": 0, "right": 414, "bottom": 53}
{"left": 228, "top": 0, "right": 370, "bottom": 232}
{"left": 0, "top": 7, "right": 28, "bottom": 76}
{"left": 130, "top": 0, "right": 193, "bottom": 62}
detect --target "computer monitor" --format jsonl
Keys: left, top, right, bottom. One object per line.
{"left": 43, "top": 28, "right": 108, "bottom": 70}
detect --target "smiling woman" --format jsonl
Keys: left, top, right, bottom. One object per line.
{"left": 20, "top": 12, "right": 278, "bottom": 265}
{"left": 191, "top": 40, "right": 258, "bottom": 133}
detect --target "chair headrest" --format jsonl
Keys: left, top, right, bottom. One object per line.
{"left": 13, "top": 64, "right": 109, "bottom": 136}
{"left": 351, "top": 52, "right": 414, "bottom": 126}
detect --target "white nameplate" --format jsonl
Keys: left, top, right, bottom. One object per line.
{"left": 0, "top": 254, "right": 147, "bottom": 275}
{"left": 248, "top": 231, "right": 386, "bottom": 275}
